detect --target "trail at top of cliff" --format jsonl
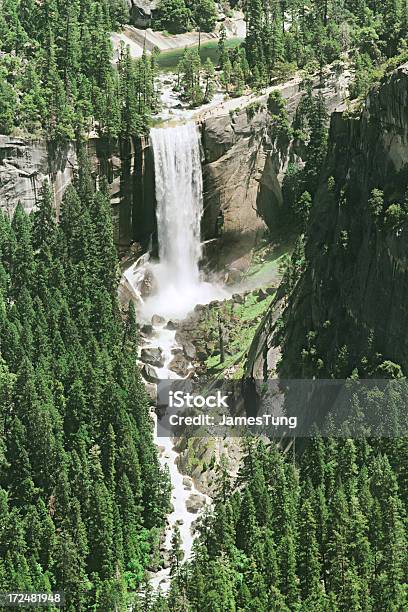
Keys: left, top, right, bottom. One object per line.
{"left": 128, "top": 122, "right": 225, "bottom": 320}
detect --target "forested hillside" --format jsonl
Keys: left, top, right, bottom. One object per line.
{"left": 152, "top": 0, "right": 408, "bottom": 99}
{"left": 243, "top": 0, "right": 408, "bottom": 89}
{"left": 0, "top": 0, "right": 157, "bottom": 139}
{"left": 0, "top": 153, "right": 170, "bottom": 610}
{"left": 154, "top": 435, "right": 407, "bottom": 611}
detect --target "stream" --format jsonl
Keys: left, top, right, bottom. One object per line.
{"left": 124, "top": 122, "right": 221, "bottom": 593}
{"left": 147, "top": 321, "right": 212, "bottom": 592}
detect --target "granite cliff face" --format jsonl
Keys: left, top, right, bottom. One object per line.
{"left": 247, "top": 62, "right": 408, "bottom": 379}
{"left": 0, "top": 137, "right": 76, "bottom": 217}
{"left": 0, "top": 69, "right": 348, "bottom": 264}
{"left": 0, "top": 134, "right": 156, "bottom": 252}
{"left": 200, "top": 68, "right": 348, "bottom": 267}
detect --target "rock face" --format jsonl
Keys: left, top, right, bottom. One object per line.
{"left": 0, "top": 134, "right": 156, "bottom": 252}
{"left": 0, "top": 137, "right": 76, "bottom": 217}
{"left": 248, "top": 62, "right": 408, "bottom": 381}
{"left": 182, "top": 340, "right": 196, "bottom": 361}
{"left": 201, "top": 68, "right": 349, "bottom": 267}
{"left": 128, "top": 1, "right": 157, "bottom": 28}
{"left": 142, "top": 363, "right": 160, "bottom": 383}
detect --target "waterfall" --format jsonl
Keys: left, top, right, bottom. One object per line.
{"left": 150, "top": 123, "right": 203, "bottom": 288}
{"left": 135, "top": 122, "right": 224, "bottom": 320}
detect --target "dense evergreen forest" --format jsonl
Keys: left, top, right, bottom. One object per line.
{"left": 151, "top": 434, "right": 407, "bottom": 611}
{"left": 243, "top": 0, "right": 408, "bottom": 90}
{"left": 0, "top": 0, "right": 158, "bottom": 139}
{"left": 160, "top": 0, "right": 408, "bottom": 107}
{"left": 0, "top": 154, "right": 171, "bottom": 610}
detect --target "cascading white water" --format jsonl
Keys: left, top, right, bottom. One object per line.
{"left": 139, "top": 122, "right": 225, "bottom": 320}
{"left": 119, "top": 123, "right": 228, "bottom": 593}
{"left": 151, "top": 123, "right": 203, "bottom": 287}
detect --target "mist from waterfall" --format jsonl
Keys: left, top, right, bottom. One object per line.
{"left": 139, "top": 122, "right": 225, "bottom": 320}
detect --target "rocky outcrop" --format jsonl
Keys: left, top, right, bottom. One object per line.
{"left": 0, "top": 133, "right": 156, "bottom": 251}
{"left": 168, "top": 353, "right": 190, "bottom": 377}
{"left": 249, "top": 62, "right": 408, "bottom": 380}
{"left": 185, "top": 493, "right": 206, "bottom": 514}
{"left": 140, "top": 347, "right": 164, "bottom": 367}
{"left": 0, "top": 137, "right": 76, "bottom": 217}
{"left": 142, "top": 363, "right": 160, "bottom": 383}
{"left": 200, "top": 68, "right": 349, "bottom": 268}
{"left": 128, "top": 1, "right": 157, "bottom": 28}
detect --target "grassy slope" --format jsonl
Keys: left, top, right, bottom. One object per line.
{"left": 203, "top": 292, "right": 275, "bottom": 378}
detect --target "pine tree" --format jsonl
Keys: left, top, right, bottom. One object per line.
{"left": 169, "top": 524, "right": 183, "bottom": 577}
{"left": 203, "top": 58, "right": 215, "bottom": 102}
{"left": 156, "top": 0, "right": 191, "bottom": 34}
{"left": 218, "top": 23, "right": 228, "bottom": 69}
{"left": 10, "top": 204, "right": 35, "bottom": 297}
{"left": 32, "top": 181, "right": 56, "bottom": 252}
{"left": 298, "top": 498, "right": 323, "bottom": 600}
{"left": 236, "top": 488, "right": 259, "bottom": 555}
{"left": 245, "top": 0, "right": 265, "bottom": 75}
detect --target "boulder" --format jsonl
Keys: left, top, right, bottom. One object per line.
{"left": 142, "top": 363, "right": 160, "bottom": 383}
{"left": 166, "top": 320, "right": 179, "bottom": 330}
{"left": 140, "top": 269, "right": 156, "bottom": 299}
{"left": 161, "top": 556, "right": 171, "bottom": 570}
{"left": 152, "top": 314, "right": 165, "bottom": 327}
{"left": 256, "top": 288, "right": 268, "bottom": 301}
{"left": 168, "top": 354, "right": 190, "bottom": 378}
{"left": 183, "top": 340, "right": 196, "bottom": 361}
{"left": 145, "top": 383, "right": 157, "bottom": 404}
{"left": 183, "top": 476, "right": 193, "bottom": 490}
{"left": 225, "top": 268, "right": 243, "bottom": 285}
{"left": 186, "top": 493, "right": 206, "bottom": 514}
{"left": 232, "top": 293, "right": 244, "bottom": 304}
{"left": 140, "top": 347, "right": 164, "bottom": 368}
{"left": 129, "top": 1, "right": 158, "bottom": 28}
{"left": 175, "top": 330, "right": 189, "bottom": 346}
{"left": 140, "top": 324, "right": 154, "bottom": 337}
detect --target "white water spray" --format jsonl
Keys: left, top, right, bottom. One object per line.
{"left": 138, "top": 123, "right": 224, "bottom": 320}
{"left": 152, "top": 123, "right": 203, "bottom": 286}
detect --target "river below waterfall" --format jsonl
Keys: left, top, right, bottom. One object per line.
{"left": 125, "top": 122, "right": 219, "bottom": 593}
{"left": 148, "top": 321, "right": 211, "bottom": 593}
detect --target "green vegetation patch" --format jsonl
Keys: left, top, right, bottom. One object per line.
{"left": 156, "top": 38, "right": 243, "bottom": 72}
{"left": 200, "top": 291, "right": 275, "bottom": 379}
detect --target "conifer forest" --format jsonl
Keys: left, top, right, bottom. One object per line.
{"left": 0, "top": 1, "right": 407, "bottom": 611}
